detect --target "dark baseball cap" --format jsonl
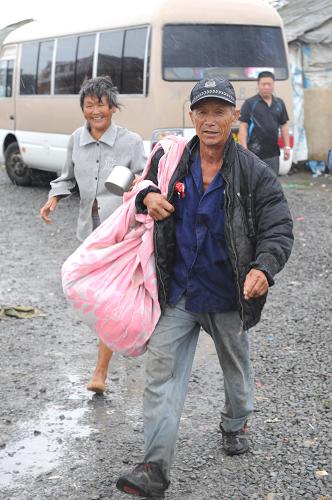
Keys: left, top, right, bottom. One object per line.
{"left": 190, "top": 77, "right": 236, "bottom": 109}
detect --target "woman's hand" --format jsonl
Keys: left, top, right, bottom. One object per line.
{"left": 40, "top": 196, "right": 59, "bottom": 224}
{"left": 129, "top": 174, "right": 142, "bottom": 191}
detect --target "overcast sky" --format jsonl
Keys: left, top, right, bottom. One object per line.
{"left": 1, "top": 0, "right": 156, "bottom": 29}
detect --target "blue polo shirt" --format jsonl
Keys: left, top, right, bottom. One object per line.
{"left": 168, "top": 151, "right": 237, "bottom": 313}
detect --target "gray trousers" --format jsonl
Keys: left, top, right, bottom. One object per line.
{"left": 263, "top": 156, "right": 279, "bottom": 175}
{"left": 143, "top": 297, "right": 254, "bottom": 480}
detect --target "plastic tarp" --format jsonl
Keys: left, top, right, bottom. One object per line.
{"left": 288, "top": 43, "right": 308, "bottom": 162}
{"left": 302, "top": 43, "right": 332, "bottom": 88}
{"left": 268, "top": 0, "right": 332, "bottom": 44}
{"left": 267, "top": 0, "right": 332, "bottom": 87}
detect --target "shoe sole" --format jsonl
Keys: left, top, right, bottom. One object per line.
{"left": 116, "top": 478, "right": 165, "bottom": 498}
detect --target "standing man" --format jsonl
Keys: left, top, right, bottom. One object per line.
{"left": 239, "top": 70, "right": 291, "bottom": 175}
{"left": 116, "top": 77, "right": 293, "bottom": 498}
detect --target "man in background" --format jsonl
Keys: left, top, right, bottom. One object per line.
{"left": 239, "top": 70, "right": 291, "bottom": 175}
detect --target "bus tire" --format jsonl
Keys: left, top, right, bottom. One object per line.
{"left": 4, "top": 142, "right": 32, "bottom": 186}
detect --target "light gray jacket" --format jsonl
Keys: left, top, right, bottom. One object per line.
{"left": 49, "top": 122, "right": 147, "bottom": 241}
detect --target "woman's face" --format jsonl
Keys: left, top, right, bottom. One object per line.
{"left": 83, "top": 95, "right": 116, "bottom": 136}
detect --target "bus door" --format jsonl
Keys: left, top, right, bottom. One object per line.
{"left": 0, "top": 45, "right": 17, "bottom": 133}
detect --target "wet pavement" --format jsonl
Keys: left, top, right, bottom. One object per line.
{"left": 0, "top": 165, "right": 331, "bottom": 499}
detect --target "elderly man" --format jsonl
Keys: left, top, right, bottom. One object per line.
{"left": 116, "top": 77, "right": 293, "bottom": 498}
{"left": 238, "top": 70, "right": 291, "bottom": 175}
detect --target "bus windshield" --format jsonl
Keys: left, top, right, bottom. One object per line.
{"left": 163, "top": 24, "right": 288, "bottom": 81}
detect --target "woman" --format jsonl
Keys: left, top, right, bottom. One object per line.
{"left": 40, "top": 76, "right": 147, "bottom": 394}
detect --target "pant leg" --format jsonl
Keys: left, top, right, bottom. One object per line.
{"left": 143, "top": 298, "right": 200, "bottom": 480}
{"left": 200, "top": 310, "right": 254, "bottom": 432}
{"left": 263, "top": 156, "right": 279, "bottom": 176}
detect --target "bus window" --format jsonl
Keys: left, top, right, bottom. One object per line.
{"left": 37, "top": 40, "right": 54, "bottom": 94}
{"left": 75, "top": 34, "right": 95, "bottom": 93}
{"left": 54, "top": 36, "right": 78, "bottom": 94}
{"left": 0, "top": 59, "right": 14, "bottom": 97}
{"left": 97, "top": 29, "right": 124, "bottom": 90}
{"left": 122, "top": 27, "right": 147, "bottom": 94}
{"left": 20, "top": 41, "right": 39, "bottom": 94}
{"left": 163, "top": 24, "right": 288, "bottom": 81}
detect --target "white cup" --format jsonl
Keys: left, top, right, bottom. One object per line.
{"left": 104, "top": 165, "right": 135, "bottom": 196}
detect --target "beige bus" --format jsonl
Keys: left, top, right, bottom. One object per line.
{"left": 0, "top": 0, "right": 293, "bottom": 185}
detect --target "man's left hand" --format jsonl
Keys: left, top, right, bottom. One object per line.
{"left": 243, "top": 269, "right": 269, "bottom": 300}
{"left": 283, "top": 147, "right": 291, "bottom": 161}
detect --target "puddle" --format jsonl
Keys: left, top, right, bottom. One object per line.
{"left": 0, "top": 405, "right": 93, "bottom": 489}
{"left": 65, "top": 373, "right": 92, "bottom": 401}
{"left": 0, "top": 334, "right": 220, "bottom": 490}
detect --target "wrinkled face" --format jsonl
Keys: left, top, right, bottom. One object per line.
{"left": 190, "top": 98, "right": 239, "bottom": 147}
{"left": 258, "top": 77, "right": 275, "bottom": 99}
{"left": 83, "top": 95, "right": 115, "bottom": 134}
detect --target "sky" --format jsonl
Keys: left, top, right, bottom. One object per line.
{"left": 0, "top": 0, "right": 156, "bottom": 29}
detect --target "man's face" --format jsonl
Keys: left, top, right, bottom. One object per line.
{"left": 189, "top": 99, "right": 239, "bottom": 147}
{"left": 257, "top": 77, "right": 275, "bottom": 99}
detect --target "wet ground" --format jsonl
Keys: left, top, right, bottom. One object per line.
{"left": 0, "top": 165, "right": 331, "bottom": 500}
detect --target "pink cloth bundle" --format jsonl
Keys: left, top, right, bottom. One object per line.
{"left": 61, "top": 136, "right": 187, "bottom": 356}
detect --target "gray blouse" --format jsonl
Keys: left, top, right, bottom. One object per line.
{"left": 48, "top": 122, "right": 147, "bottom": 241}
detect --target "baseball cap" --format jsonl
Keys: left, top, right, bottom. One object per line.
{"left": 190, "top": 77, "right": 236, "bottom": 109}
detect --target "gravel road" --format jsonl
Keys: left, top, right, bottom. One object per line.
{"left": 0, "top": 164, "right": 331, "bottom": 500}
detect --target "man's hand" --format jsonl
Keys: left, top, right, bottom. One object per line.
{"left": 143, "top": 192, "right": 175, "bottom": 221}
{"left": 243, "top": 269, "right": 269, "bottom": 300}
{"left": 40, "top": 196, "right": 59, "bottom": 224}
{"left": 283, "top": 147, "right": 291, "bottom": 161}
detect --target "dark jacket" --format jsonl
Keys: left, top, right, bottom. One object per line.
{"left": 136, "top": 135, "right": 294, "bottom": 329}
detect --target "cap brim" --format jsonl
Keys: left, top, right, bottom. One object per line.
{"left": 190, "top": 94, "right": 236, "bottom": 110}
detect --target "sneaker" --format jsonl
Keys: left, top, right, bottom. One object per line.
{"left": 116, "top": 462, "right": 170, "bottom": 498}
{"left": 220, "top": 423, "right": 249, "bottom": 456}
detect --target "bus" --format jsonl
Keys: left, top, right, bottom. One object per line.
{"left": 0, "top": 0, "right": 293, "bottom": 186}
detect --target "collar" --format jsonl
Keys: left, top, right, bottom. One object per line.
{"left": 257, "top": 93, "right": 278, "bottom": 105}
{"left": 187, "top": 133, "right": 233, "bottom": 163}
{"left": 79, "top": 122, "right": 118, "bottom": 147}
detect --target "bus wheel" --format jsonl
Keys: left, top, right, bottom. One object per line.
{"left": 4, "top": 142, "right": 32, "bottom": 186}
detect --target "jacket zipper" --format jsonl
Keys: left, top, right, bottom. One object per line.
{"left": 225, "top": 179, "right": 244, "bottom": 322}
{"left": 153, "top": 221, "right": 167, "bottom": 307}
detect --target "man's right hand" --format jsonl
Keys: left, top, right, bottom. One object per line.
{"left": 40, "top": 196, "right": 59, "bottom": 224}
{"left": 143, "top": 192, "right": 175, "bottom": 221}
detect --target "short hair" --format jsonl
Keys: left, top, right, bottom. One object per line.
{"left": 79, "top": 76, "right": 121, "bottom": 110}
{"left": 257, "top": 71, "right": 275, "bottom": 81}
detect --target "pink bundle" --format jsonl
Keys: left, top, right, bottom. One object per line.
{"left": 61, "top": 136, "right": 187, "bottom": 356}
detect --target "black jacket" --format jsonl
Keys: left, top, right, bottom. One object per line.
{"left": 136, "top": 135, "right": 294, "bottom": 329}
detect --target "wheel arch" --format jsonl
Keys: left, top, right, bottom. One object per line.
{"left": 3, "top": 133, "right": 19, "bottom": 155}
